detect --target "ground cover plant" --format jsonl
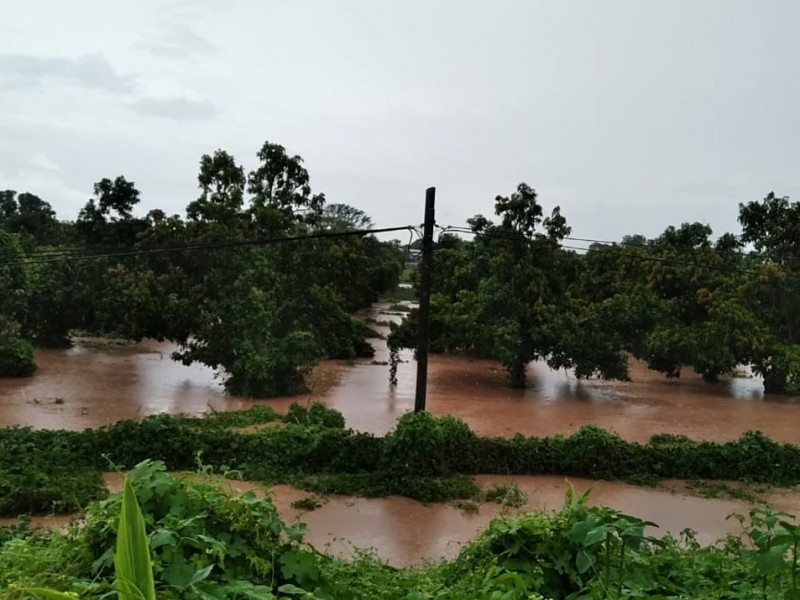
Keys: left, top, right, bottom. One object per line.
{"left": 3, "top": 406, "right": 800, "bottom": 518}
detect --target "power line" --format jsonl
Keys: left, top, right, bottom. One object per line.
{"left": 436, "top": 224, "right": 762, "bottom": 276}
{"left": 0, "top": 225, "right": 415, "bottom": 268}
{"left": 440, "top": 225, "right": 753, "bottom": 257}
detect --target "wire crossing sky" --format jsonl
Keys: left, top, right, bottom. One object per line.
{"left": 1, "top": 1, "right": 798, "bottom": 242}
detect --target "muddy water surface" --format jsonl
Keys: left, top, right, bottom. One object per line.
{"left": 3, "top": 303, "right": 800, "bottom": 565}
{"left": 4, "top": 474, "right": 799, "bottom": 566}
{"left": 1, "top": 303, "right": 799, "bottom": 442}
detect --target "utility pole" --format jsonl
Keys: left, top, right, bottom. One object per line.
{"left": 414, "top": 187, "right": 435, "bottom": 412}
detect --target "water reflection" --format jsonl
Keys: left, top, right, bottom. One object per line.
{"left": 0, "top": 304, "right": 798, "bottom": 445}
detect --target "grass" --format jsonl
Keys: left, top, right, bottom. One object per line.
{"left": 685, "top": 480, "right": 771, "bottom": 504}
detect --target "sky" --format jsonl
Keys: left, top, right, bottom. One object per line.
{"left": 1, "top": 0, "right": 798, "bottom": 243}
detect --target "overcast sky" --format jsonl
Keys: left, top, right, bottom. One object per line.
{"left": 1, "top": 0, "right": 798, "bottom": 243}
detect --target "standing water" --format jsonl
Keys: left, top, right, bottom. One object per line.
{"left": 2, "top": 307, "right": 800, "bottom": 565}
{"left": 0, "top": 303, "right": 798, "bottom": 443}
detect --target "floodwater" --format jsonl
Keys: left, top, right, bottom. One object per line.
{"left": 3, "top": 473, "right": 799, "bottom": 566}
{"left": 3, "top": 303, "right": 800, "bottom": 565}
{"left": 0, "top": 303, "right": 798, "bottom": 442}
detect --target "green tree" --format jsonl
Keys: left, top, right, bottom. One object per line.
{"left": 0, "top": 190, "right": 62, "bottom": 246}
{"left": 738, "top": 191, "right": 800, "bottom": 393}
{"left": 0, "top": 230, "right": 35, "bottom": 376}
{"left": 391, "top": 183, "right": 624, "bottom": 387}
{"left": 76, "top": 176, "right": 147, "bottom": 247}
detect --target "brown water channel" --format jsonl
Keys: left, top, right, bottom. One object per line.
{"left": 2, "top": 303, "right": 800, "bottom": 564}
{"left": 3, "top": 473, "right": 799, "bottom": 567}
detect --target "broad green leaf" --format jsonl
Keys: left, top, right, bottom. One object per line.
{"left": 277, "top": 583, "right": 308, "bottom": 595}
{"left": 163, "top": 557, "right": 196, "bottom": 588}
{"left": 115, "top": 477, "right": 156, "bottom": 600}
{"left": 754, "top": 546, "right": 786, "bottom": 575}
{"left": 582, "top": 526, "right": 611, "bottom": 546}
{"left": 149, "top": 529, "right": 177, "bottom": 550}
{"left": 279, "top": 550, "right": 320, "bottom": 585}
{"left": 576, "top": 549, "right": 594, "bottom": 574}
{"left": 190, "top": 564, "right": 215, "bottom": 586}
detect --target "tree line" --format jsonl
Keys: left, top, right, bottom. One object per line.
{"left": 389, "top": 184, "right": 800, "bottom": 395}
{"left": 0, "top": 141, "right": 405, "bottom": 395}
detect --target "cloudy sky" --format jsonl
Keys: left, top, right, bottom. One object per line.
{"left": 1, "top": 0, "right": 798, "bottom": 242}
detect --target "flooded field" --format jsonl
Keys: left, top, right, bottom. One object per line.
{"left": 1, "top": 303, "right": 798, "bottom": 443}
{"left": 2, "top": 303, "right": 800, "bottom": 566}
{"left": 3, "top": 473, "right": 798, "bottom": 566}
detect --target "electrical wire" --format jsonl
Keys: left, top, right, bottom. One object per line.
{"left": 435, "top": 224, "right": 762, "bottom": 276}
{"left": 0, "top": 225, "right": 416, "bottom": 268}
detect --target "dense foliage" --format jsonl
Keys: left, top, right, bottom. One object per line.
{"left": 3, "top": 462, "right": 800, "bottom": 599}
{"left": 0, "top": 142, "right": 404, "bottom": 394}
{"left": 4, "top": 406, "right": 800, "bottom": 517}
{"left": 390, "top": 186, "right": 800, "bottom": 394}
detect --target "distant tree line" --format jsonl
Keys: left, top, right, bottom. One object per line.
{"left": 0, "top": 141, "right": 405, "bottom": 395}
{"left": 389, "top": 185, "right": 800, "bottom": 395}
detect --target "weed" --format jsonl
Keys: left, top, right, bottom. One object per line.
{"left": 291, "top": 496, "right": 324, "bottom": 511}
{"left": 451, "top": 499, "right": 480, "bottom": 514}
{"left": 483, "top": 482, "right": 528, "bottom": 508}
{"left": 686, "top": 480, "right": 770, "bottom": 504}
{"left": 5, "top": 464, "right": 800, "bottom": 598}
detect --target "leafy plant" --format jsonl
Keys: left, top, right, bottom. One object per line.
{"left": 25, "top": 477, "right": 156, "bottom": 600}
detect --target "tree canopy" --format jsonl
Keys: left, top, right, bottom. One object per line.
{"left": 389, "top": 188, "right": 800, "bottom": 395}
{"left": 0, "top": 141, "right": 404, "bottom": 393}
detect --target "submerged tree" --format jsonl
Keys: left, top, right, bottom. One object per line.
{"left": 390, "top": 183, "right": 627, "bottom": 388}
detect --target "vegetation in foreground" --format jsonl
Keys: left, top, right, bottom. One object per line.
{"left": 3, "top": 460, "right": 800, "bottom": 599}
{"left": 3, "top": 405, "right": 800, "bottom": 518}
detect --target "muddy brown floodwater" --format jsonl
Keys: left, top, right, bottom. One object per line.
{"left": 3, "top": 473, "right": 800, "bottom": 567}
{"left": 2, "top": 302, "right": 800, "bottom": 564}
{"left": 1, "top": 302, "right": 797, "bottom": 443}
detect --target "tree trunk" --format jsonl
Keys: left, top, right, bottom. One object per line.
{"left": 763, "top": 370, "right": 787, "bottom": 395}
{"left": 508, "top": 360, "right": 527, "bottom": 388}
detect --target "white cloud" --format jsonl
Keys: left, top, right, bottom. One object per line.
{"left": 129, "top": 96, "right": 221, "bottom": 120}
{"left": 28, "top": 152, "right": 61, "bottom": 173}
{"left": 135, "top": 25, "right": 217, "bottom": 60}
{"left": 0, "top": 53, "right": 136, "bottom": 93}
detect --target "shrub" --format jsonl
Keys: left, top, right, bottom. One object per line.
{"left": 0, "top": 337, "right": 36, "bottom": 377}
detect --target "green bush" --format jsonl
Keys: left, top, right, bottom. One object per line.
{"left": 382, "top": 411, "right": 477, "bottom": 476}
{"left": 5, "top": 469, "right": 800, "bottom": 599}
{"left": 283, "top": 402, "right": 346, "bottom": 428}
{"left": 7, "top": 406, "right": 800, "bottom": 516}
{"left": 0, "top": 336, "right": 36, "bottom": 377}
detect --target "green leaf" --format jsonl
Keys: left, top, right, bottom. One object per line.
{"left": 149, "top": 529, "right": 177, "bottom": 550}
{"left": 582, "top": 526, "right": 611, "bottom": 546}
{"left": 576, "top": 549, "right": 594, "bottom": 574}
{"left": 279, "top": 550, "right": 320, "bottom": 585}
{"left": 163, "top": 557, "right": 196, "bottom": 588}
{"left": 277, "top": 583, "right": 308, "bottom": 595}
{"left": 115, "top": 477, "right": 156, "bottom": 600}
{"left": 754, "top": 546, "right": 787, "bottom": 575}
{"left": 23, "top": 590, "right": 79, "bottom": 600}
{"left": 190, "top": 564, "right": 215, "bottom": 586}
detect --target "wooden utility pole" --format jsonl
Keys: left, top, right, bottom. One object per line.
{"left": 414, "top": 187, "right": 436, "bottom": 412}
